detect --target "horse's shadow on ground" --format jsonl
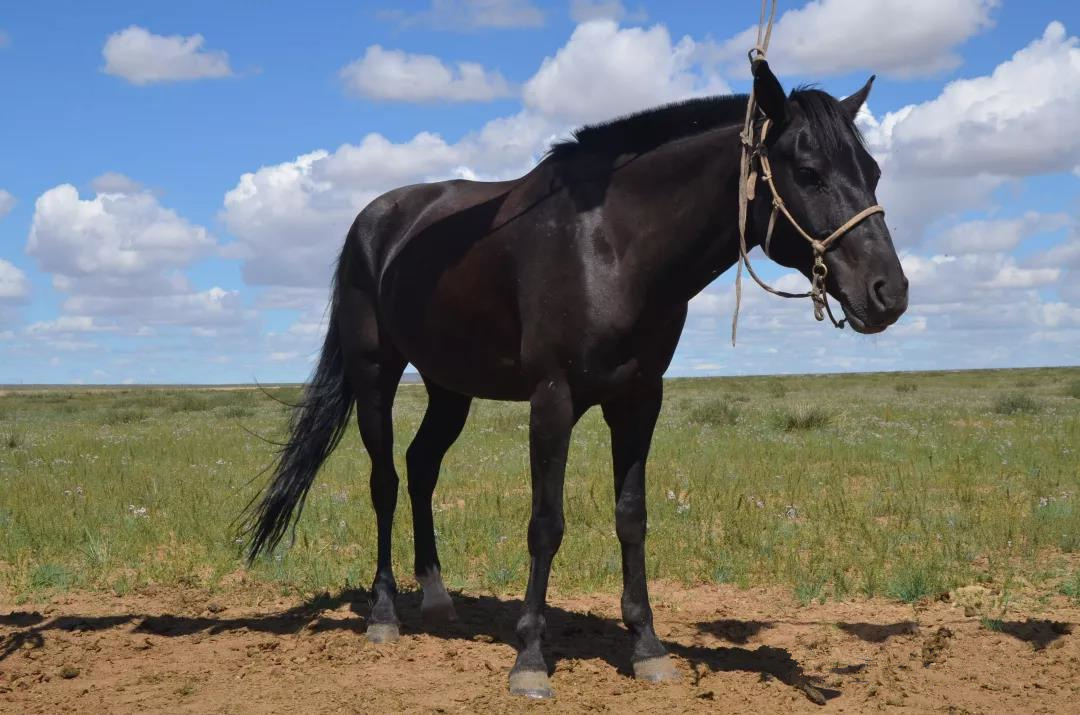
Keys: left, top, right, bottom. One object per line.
{"left": 2, "top": 590, "right": 1072, "bottom": 703}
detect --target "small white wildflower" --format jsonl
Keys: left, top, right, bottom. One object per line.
{"left": 666, "top": 490, "right": 676, "bottom": 501}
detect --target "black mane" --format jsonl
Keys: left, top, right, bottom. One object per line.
{"left": 546, "top": 88, "right": 862, "bottom": 160}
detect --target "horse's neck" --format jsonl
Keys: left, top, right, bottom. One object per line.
{"left": 614, "top": 125, "right": 745, "bottom": 304}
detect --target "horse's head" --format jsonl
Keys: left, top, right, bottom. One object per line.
{"left": 749, "top": 61, "right": 908, "bottom": 334}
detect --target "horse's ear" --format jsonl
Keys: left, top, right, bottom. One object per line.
{"left": 840, "top": 75, "right": 875, "bottom": 119}
{"left": 752, "top": 59, "right": 788, "bottom": 123}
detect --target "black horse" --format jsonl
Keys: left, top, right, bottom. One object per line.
{"left": 243, "top": 61, "right": 908, "bottom": 698}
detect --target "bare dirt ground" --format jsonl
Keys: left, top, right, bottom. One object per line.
{"left": 2, "top": 583, "right": 1077, "bottom": 714}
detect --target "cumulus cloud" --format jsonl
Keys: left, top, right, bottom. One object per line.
{"left": 855, "top": 22, "right": 1080, "bottom": 247}
{"left": 102, "top": 26, "right": 233, "bottom": 85}
{"left": 381, "top": 0, "right": 544, "bottom": 30}
{"left": 28, "top": 184, "right": 214, "bottom": 292}
{"left": 869, "top": 22, "right": 1080, "bottom": 178}
{"left": 0, "top": 189, "right": 15, "bottom": 219}
{"left": 710, "top": 0, "right": 998, "bottom": 79}
{"left": 0, "top": 259, "right": 29, "bottom": 302}
{"left": 26, "top": 183, "right": 251, "bottom": 335}
{"left": 0, "top": 259, "right": 30, "bottom": 330}
{"left": 340, "top": 46, "right": 513, "bottom": 102}
{"left": 90, "top": 172, "right": 144, "bottom": 195}
{"left": 523, "top": 20, "right": 727, "bottom": 123}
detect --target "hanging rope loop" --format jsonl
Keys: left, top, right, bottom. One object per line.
{"left": 731, "top": 0, "right": 885, "bottom": 345}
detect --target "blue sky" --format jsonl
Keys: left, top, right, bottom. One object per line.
{"left": 1, "top": 0, "right": 1078, "bottom": 384}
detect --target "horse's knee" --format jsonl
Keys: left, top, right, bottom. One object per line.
{"left": 615, "top": 500, "right": 646, "bottom": 544}
{"left": 526, "top": 512, "right": 564, "bottom": 555}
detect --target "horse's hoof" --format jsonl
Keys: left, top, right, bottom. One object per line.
{"left": 421, "top": 599, "right": 458, "bottom": 625}
{"left": 509, "top": 670, "right": 553, "bottom": 699}
{"left": 366, "top": 622, "right": 400, "bottom": 644}
{"left": 633, "top": 655, "right": 680, "bottom": 682}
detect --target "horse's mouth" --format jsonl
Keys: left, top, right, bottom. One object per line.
{"left": 838, "top": 300, "right": 888, "bottom": 335}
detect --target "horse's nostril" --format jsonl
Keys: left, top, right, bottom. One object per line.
{"left": 871, "top": 277, "right": 889, "bottom": 312}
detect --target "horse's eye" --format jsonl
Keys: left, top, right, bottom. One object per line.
{"left": 796, "top": 166, "right": 823, "bottom": 187}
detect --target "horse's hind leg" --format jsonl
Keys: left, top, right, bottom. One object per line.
{"left": 406, "top": 378, "right": 472, "bottom": 624}
{"left": 351, "top": 349, "right": 407, "bottom": 643}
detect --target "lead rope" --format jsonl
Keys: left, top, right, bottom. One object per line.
{"left": 731, "top": 0, "right": 885, "bottom": 345}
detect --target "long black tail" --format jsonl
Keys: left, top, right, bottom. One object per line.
{"left": 242, "top": 287, "right": 353, "bottom": 562}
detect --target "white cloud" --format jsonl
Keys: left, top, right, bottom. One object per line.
{"left": 102, "top": 26, "right": 233, "bottom": 85}
{"left": 711, "top": 0, "right": 997, "bottom": 79}
{"left": 0, "top": 189, "right": 15, "bottom": 219}
{"left": 28, "top": 184, "right": 213, "bottom": 292}
{"left": 62, "top": 287, "right": 250, "bottom": 330}
{"left": 382, "top": 0, "right": 544, "bottom": 30}
{"left": 855, "top": 22, "right": 1080, "bottom": 247}
{"left": 570, "top": 0, "right": 646, "bottom": 23}
{"left": 0, "top": 259, "right": 29, "bottom": 302}
{"left": 523, "top": 20, "right": 727, "bottom": 123}
{"left": 872, "top": 22, "right": 1080, "bottom": 178}
{"left": 27, "top": 316, "right": 110, "bottom": 334}
{"left": 936, "top": 212, "right": 1071, "bottom": 255}
{"left": 340, "top": 45, "right": 512, "bottom": 102}
{"left": 90, "top": 172, "right": 144, "bottom": 195}
{"left": 25, "top": 183, "right": 252, "bottom": 335}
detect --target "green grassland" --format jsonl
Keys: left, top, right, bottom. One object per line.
{"left": 2, "top": 368, "right": 1079, "bottom": 606}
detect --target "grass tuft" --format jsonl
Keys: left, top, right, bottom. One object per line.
{"left": 894, "top": 381, "right": 917, "bottom": 393}
{"left": 886, "top": 564, "right": 940, "bottom": 603}
{"left": 1060, "top": 572, "right": 1080, "bottom": 604}
{"left": 30, "top": 564, "right": 75, "bottom": 592}
{"left": 690, "top": 399, "right": 739, "bottom": 427}
{"left": 1064, "top": 379, "right": 1080, "bottom": 399}
{"left": 775, "top": 404, "right": 832, "bottom": 431}
{"left": 992, "top": 393, "right": 1040, "bottom": 415}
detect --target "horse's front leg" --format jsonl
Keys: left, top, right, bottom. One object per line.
{"left": 509, "top": 378, "right": 577, "bottom": 699}
{"left": 601, "top": 379, "right": 680, "bottom": 682}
